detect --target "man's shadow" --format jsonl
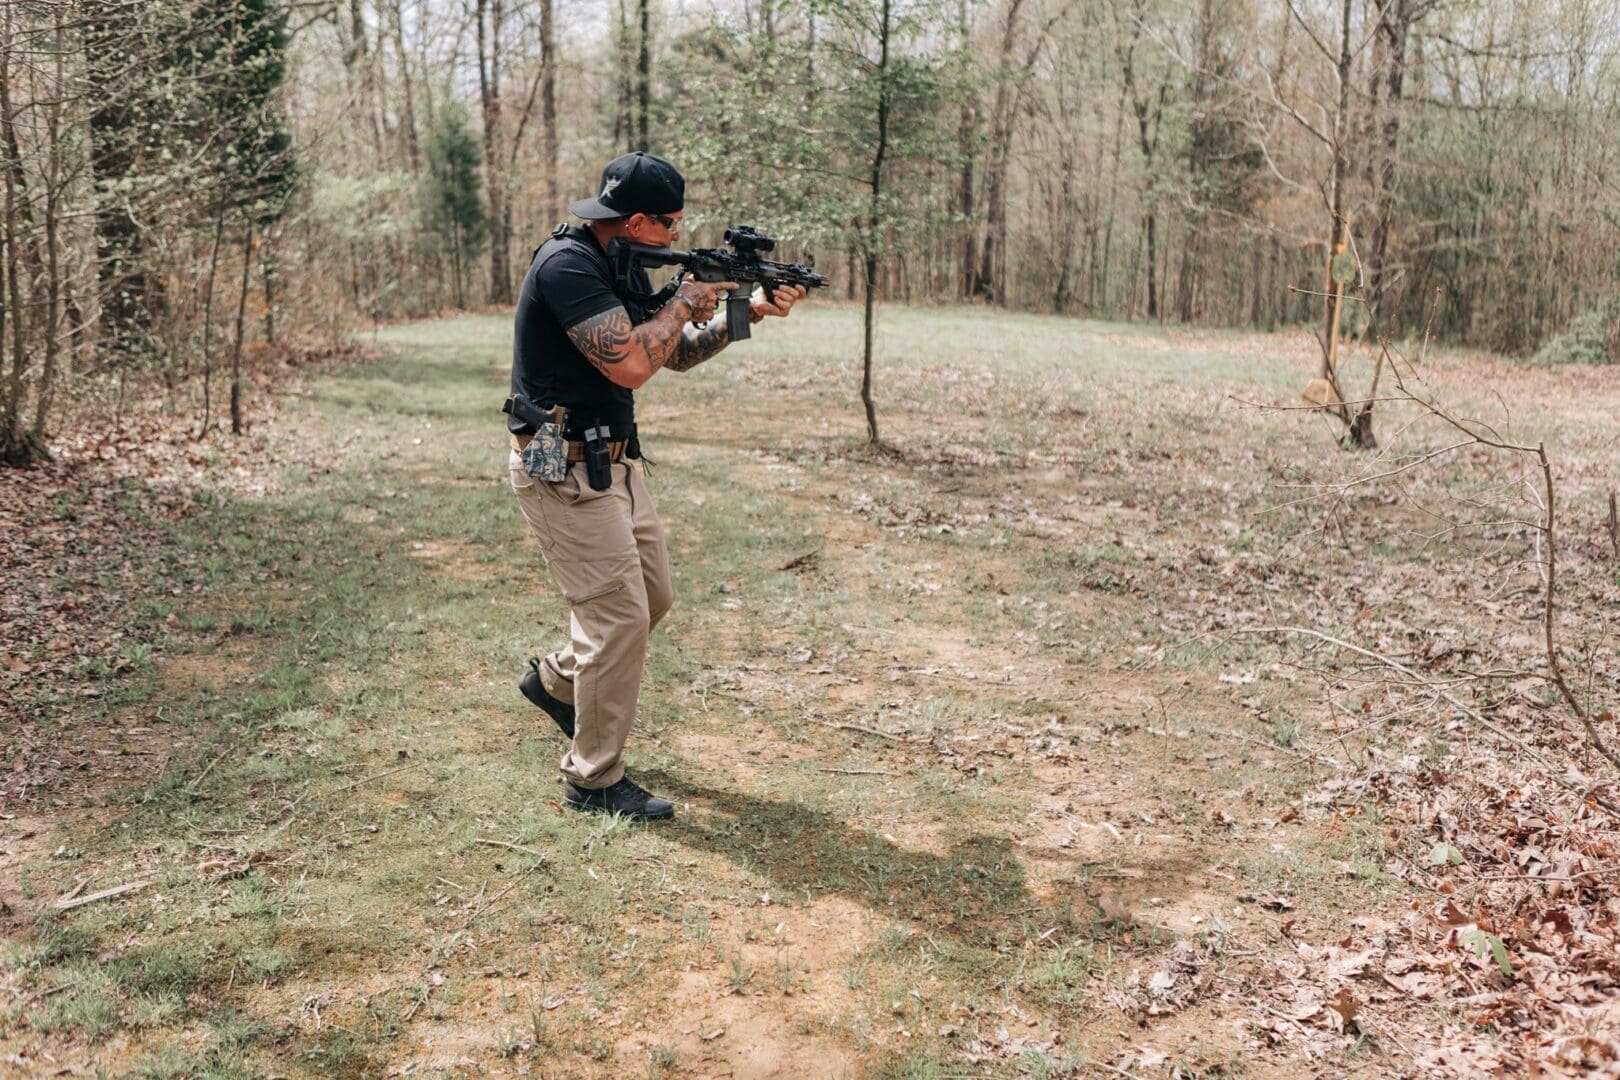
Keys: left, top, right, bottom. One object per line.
{"left": 640, "top": 768, "right": 1061, "bottom": 950}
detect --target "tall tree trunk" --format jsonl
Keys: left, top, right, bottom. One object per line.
{"left": 1, "top": 2, "right": 46, "bottom": 463}
{"left": 231, "top": 229, "right": 253, "bottom": 435}
{"left": 347, "top": 0, "right": 384, "bottom": 161}
{"left": 976, "top": 0, "right": 1026, "bottom": 303}
{"left": 1132, "top": 92, "right": 1162, "bottom": 320}
{"left": 389, "top": 0, "right": 421, "bottom": 170}
{"left": 614, "top": 0, "right": 632, "bottom": 148}
{"left": 198, "top": 200, "right": 227, "bottom": 440}
{"left": 636, "top": 0, "right": 651, "bottom": 150}
{"left": 477, "top": 0, "right": 511, "bottom": 304}
{"left": 956, "top": 0, "right": 978, "bottom": 299}
{"left": 539, "top": 0, "right": 559, "bottom": 224}
{"left": 33, "top": 11, "right": 65, "bottom": 439}
{"left": 1364, "top": 0, "right": 1412, "bottom": 315}
{"left": 862, "top": 0, "right": 894, "bottom": 447}
{"left": 1321, "top": 0, "right": 1367, "bottom": 446}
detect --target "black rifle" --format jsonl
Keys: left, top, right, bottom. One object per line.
{"left": 607, "top": 226, "right": 828, "bottom": 342}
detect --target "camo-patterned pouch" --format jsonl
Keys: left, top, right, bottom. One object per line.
{"left": 520, "top": 420, "right": 568, "bottom": 482}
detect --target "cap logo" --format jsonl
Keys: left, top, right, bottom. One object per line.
{"left": 600, "top": 177, "right": 622, "bottom": 201}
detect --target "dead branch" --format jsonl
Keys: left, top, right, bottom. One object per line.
{"left": 1536, "top": 442, "right": 1620, "bottom": 772}
{"left": 1234, "top": 626, "right": 1619, "bottom": 815}
{"left": 55, "top": 878, "right": 153, "bottom": 911}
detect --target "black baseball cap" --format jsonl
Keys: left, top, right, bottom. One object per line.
{"left": 569, "top": 151, "right": 685, "bottom": 220}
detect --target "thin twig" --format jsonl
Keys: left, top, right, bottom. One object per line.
{"left": 186, "top": 742, "right": 236, "bottom": 794}
{"left": 830, "top": 722, "right": 908, "bottom": 742}
{"left": 1536, "top": 443, "right": 1620, "bottom": 772}
{"left": 474, "top": 838, "right": 546, "bottom": 858}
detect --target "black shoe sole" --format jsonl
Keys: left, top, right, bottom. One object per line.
{"left": 562, "top": 793, "right": 675, "bottom": 820}
{"left": 519, "top": 667, "right": 575, "bottom": 739}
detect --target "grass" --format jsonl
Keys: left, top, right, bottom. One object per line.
{"left": 6, "top": 303, "right": 1614, "bottom": 1077}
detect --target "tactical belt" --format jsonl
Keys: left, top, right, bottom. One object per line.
{"left": 511, "top": 432, "right": 629, "bottom": 463}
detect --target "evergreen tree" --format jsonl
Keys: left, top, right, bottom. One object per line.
{"left": 420, "top": 105, "right": 488, "bottom": 308}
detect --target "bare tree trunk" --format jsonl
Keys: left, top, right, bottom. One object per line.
{"left": 1, "top": 5, "right": 42, "bottom": 464}
{"left": 636, "top": 0, "right": 651, "bottom": 150}
{"left": 347, "top": 0, "right": 384, "bottom": 161}
{"left": 477, "top": 0, "right": 512, "bottom": 304}
{"left": 1124, "top": 29, "right": 1165, "bottom": 320}
{"left": 613, "top": 0, "right": 631, "bottom": 148}
{"left": 32, "top": 11, "right": 64, "bottom": 440}
{"left": 539, "top": 0, "right": 559, "bottom": 224}
{"left": 198, "top": 200, "right": 228, "bottom": 440}
{"left": 389, "top": 0, "right": 421, "bottom": 170}
{"left": 956, "top": 0, "right": 978, "bottom": 299}
{"left": 261, "top": 233, "right": 277, "bottom": 345}
{"left": 976, "top": 0, "right": 1025, "bottom": 303}
{"left": 861, "top": 0, "right": 895, "bottom": 447}
{"left": 231, "top": 229, "right": 253, "bottom": 435}
{"left": 1364, "top": 0, "right": 1412, "bottom": 314}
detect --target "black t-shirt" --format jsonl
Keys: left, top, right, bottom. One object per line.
{"left": 509, "top": 226, "right": 653, "bottom": 437}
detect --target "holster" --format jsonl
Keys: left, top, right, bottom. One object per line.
{"left": 583, "top": 423, "right": 614, "bottom": 491}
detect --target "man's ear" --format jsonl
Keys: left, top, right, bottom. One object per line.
{"left": 624, "top": 213, "right": 647, "bottom": 242}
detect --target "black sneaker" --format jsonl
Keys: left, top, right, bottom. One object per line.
{"left": 563, "top": 776, "right": 674, "bottom": 820}
{"left": 520, "top": 658, "right": 575, "bottom": 739}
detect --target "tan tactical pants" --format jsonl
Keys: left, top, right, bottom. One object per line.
{"left": 508, "top": 452, "right": 673, "bottom": 790}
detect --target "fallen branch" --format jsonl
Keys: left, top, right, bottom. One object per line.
{"left": 474, "top": 837, "right": 546, "bottom": 858}
{"left": 1233, "top": 626, "right": 1619, "bottom": 815}
{"left": 830, "top": 721, "right": 908, "bottom": 742}
{"left": 56, "top": 878, "right": 153, "bottom": 911}
{"left": 186, "top": 742, "right": 237, "bottom": 794}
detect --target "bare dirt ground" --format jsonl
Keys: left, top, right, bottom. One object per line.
{"left": 3, "top": 307, "right": 1617, "bottom": 1078}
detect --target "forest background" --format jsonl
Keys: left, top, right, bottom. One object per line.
{"left": 2, "top": 0, "right": 1618, "bottom": 463}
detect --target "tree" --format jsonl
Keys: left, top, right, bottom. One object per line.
{"left": 421, "top": 105, "right": 487, "bottom": 309}
{"left": 820, "top": 0, "right": 963, "bottom": 445}
{"left": 476, "top": 0, "right": 512, "bottom": 305}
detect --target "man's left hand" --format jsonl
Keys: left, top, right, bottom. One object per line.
{"left": 750, "top": 284, "right": 808, "bottom": 322}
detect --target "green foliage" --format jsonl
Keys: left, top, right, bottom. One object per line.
{"left": 1531, "top": 300, "right": 1619, "bottom": 366}
{"left": 1427, "top": 842, "right": 1465, "bottom": 867}
{"left": 188, "top": 0, "right": 297, "bottom": 221}
{"left": 1331, "top": 249, "right": 1358, "bottom": 286}
{"left": 419, "top": 104, "right": 488, "bottom": 305}
{"left": 420, "top": 105, "right": 488, "bottom": 252}
{"left": 663, "top": 0, "right": 969, "bottom": 261}
{"left": 1460, "top": 930, "right": 1513, "bottom": 977}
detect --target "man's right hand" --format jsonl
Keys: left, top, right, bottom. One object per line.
{"left": 674, "top": 278, "right": 739, "bottom": 324}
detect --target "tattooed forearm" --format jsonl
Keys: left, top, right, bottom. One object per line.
{"left": 666, "top": 321, "right": 731, "bottom": 372}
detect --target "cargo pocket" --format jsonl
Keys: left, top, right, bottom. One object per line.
{"left": 565, "top": 580, "right": 628, "bottom": 605}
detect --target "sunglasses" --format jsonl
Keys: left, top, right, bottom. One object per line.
{"left": 646, "top": 213, "right": 679, "bottom": 229}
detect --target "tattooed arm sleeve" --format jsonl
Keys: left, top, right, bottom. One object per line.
{"left": 564, "top": 298, "right": 692, "bottom": 389}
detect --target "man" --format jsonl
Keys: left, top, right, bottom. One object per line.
{"left": 506, "top": 150, "right": 806, "bottom": 820}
